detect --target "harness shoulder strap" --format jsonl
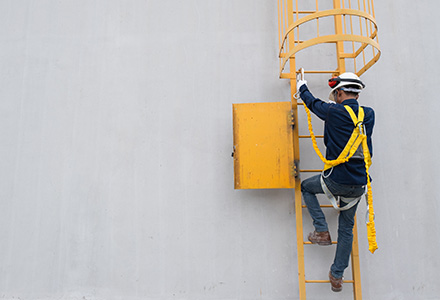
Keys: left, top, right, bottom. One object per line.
{"left": 323, "top": 105, "right": 365, "bottom": 170}
{"left": 344, "top": 105, "right": 364, "bottom": 126}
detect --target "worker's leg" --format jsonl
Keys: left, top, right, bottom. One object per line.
{"left": 301, "top": 175, "right": 327, "bottom": 232}
{"left": 329, "top": 182, "right": 365, "bottom": 279}
{"left": 330, "top": 201, "right": 359, "bottom": 279}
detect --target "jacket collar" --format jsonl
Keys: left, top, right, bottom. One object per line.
{"left": 340, "top": 98, "right": 359, "bottom": 106}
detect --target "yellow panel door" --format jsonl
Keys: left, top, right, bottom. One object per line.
{"left": 233, "top": 101, "right": 295, "bottom": 189}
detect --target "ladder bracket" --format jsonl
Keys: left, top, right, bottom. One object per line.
{"left": 293, "top": 160, "right": 300, "bottom": 178}
{"left": 290, "top": 110, "right": 295, "bottom": 130}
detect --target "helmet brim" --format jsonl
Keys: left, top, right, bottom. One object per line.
{"left": 328, "top": 81, "right": 363, "bottom": 101}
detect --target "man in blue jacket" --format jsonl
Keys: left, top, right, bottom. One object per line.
{"left": 297, "top": 72, "right": 375, "bottom": 292}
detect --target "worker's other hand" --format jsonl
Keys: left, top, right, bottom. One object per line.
{"left": 297, "top": 79, "right": 307, "bottom": 93}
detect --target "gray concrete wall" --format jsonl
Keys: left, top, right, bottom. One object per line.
{"left": 0, "top": 1, "right": 438, "bottom": 299}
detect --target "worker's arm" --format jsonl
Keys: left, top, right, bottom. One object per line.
{"left": 299, "top": 85, "right": 331, "bottom": 121}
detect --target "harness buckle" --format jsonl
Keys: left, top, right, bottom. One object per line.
{"left": 356, "top": 121, "right": 365, "bottom": 134}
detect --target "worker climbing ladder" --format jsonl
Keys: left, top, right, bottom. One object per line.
{"left": 232, "top": 0, "right": 380, "bottom": 298}
{"left": 278, "top": 0, "right": 381, "bottom": 299}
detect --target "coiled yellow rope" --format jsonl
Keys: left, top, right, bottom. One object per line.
{"left": 303, "top": 103, "right": 378, "bottom": 254}
{"left": 362, "top": 139, "right": 378, "bottom": 254}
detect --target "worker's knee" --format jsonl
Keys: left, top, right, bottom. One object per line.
{"left": 300, "top": 174, "right": 322, "bottom": 194}
{"left": 300, "top": 180, "right": 306, "bottom": 192}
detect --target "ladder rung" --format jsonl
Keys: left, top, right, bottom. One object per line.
{"left": 302, "top": 205, "right": 333, "bottom": 208}
{"left": 296, "top": 70, "right": 337, "bottom": 74}
{"left": 305, "top": 280, "right": 355, "bottom": 283}
{"left": 300, "top": 169, "right": 323, "bottom": 173}
{"left": 299, "top": 135, "right": 324, "bottom": 138}
{"left": 304, "top": 241, "right": 337, "bottom": 245}
{"left": 295, "top": 10, "right": 317, "bottom": 14}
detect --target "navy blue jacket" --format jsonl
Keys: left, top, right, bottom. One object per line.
{"left": 299, "top": 84, "right": 375, "bottom": 186}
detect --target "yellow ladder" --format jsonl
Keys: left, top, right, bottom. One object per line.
{"left": 292, "top": 75, "right": 362, "bottom": 299}
{"left": 294, "top": 99, "right": 362, "bottom": 299}
{"left": 277, "top": 0, "right": 381, "bottom": 299}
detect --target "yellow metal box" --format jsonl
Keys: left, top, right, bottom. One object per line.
{"left": 232, "top": 101, "right": 295, "bottom": 189}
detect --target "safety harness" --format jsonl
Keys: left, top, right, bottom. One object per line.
{"left": 303, "top": 103, "right": 378, "bottom": 254}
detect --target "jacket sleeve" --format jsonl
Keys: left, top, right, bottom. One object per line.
{"left": 299, "top": 85, "right": 332, "bottom": 121}
{"left": 364, "top": 108, "right": 375, "bottom": 158}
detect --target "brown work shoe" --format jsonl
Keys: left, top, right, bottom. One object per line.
{"left": 329, "top": 272, "right": 343, "bottom": 292}
{"left": 308, "top": 230, "right": 332, "bottom": 246}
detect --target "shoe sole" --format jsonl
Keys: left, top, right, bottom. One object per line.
{"left": 317, "top": 241, "right": 332, "bottom": 246}
{"left": 331, "top": 286, "right": 342, "bottom": 292}
{"left": 308, "top": 238, "right": 332, "bottom": 246}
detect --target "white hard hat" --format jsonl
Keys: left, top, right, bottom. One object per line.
{"left": 328, "top": 72, "right": 365, "bottom": 101}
